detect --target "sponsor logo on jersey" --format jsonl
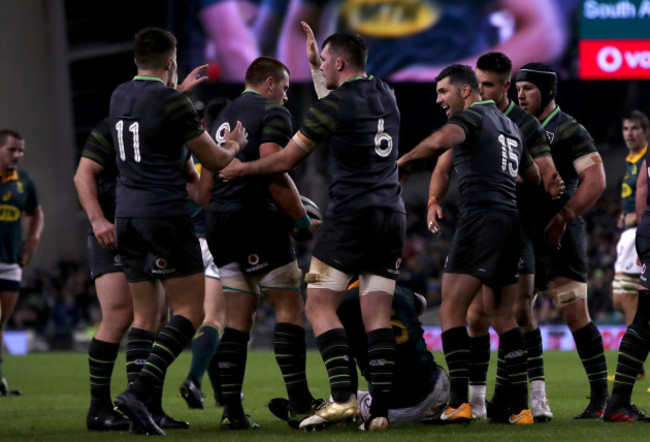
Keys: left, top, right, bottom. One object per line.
{"left": 16, "top": 181, "right": 23, "bottom": 193}
{"left": 546, "top": 131, "right": 555, "bottom": 144}
{"left": 0, "top": 204, "right": 20, "bottom": 222}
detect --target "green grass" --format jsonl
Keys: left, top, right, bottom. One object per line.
{"left": 1, "top": 350, "right": 649, "bottom": 441}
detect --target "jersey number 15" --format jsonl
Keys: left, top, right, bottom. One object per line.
{"left": 498, "top": 134, "right": 519, "bottom": 178}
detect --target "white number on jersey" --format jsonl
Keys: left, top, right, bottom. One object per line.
{"left": 115, "top": 120, "right": 141, "bottom": 163}
{"left": 498, "top": 134, "right": 519, "bottom": 177}
{"left": 374, "top": 118, "right": 393, "bottom": 157}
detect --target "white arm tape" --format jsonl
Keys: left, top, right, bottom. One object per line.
{"left": 311, "top": 68, "right": 330, "bottom": 99}
{"left": 292, "top": 132, "right": 316, "bottom": 153}
{"left": 573, "top": 152, "right": 602, "bottom": 175}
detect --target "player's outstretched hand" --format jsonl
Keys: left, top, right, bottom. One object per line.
{"left": 427, "top": 204, "right": 443, "bottom": 236}
{"left": 301, "top": 21, "right": 321, "bottom": 69}
{"left": 225, "top": 120, "right": 248, "bottom": 151}
{"left": 177, "top": 64, "right": 209, "bottom": 94}
{"left": 545, "top": 215, "right": 566, "bottom": 249}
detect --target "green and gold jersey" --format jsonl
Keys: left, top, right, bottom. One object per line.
{"left": 0, "top": 169, "right": 38, "bottom": 263}
{"left": 621, "top": 146, "right": 646, "bottom": 216}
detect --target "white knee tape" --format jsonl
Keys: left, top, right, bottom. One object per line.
{"left": 613, "top": 274, "right": 639, "bottom": 296}
{"left": 220, "top": 262, "right": 259, "bottom": 295}
{"left": 259, "top": 261, "right": 302, "bottom": 291}
{"left": 305, "top": 258, "right": 352, "bottom": 292}
{"left": 552, "top": 281, "right": 587, "bottom": 309}
{"left": 358, "top": 273, "right": 396, "bottom": 296}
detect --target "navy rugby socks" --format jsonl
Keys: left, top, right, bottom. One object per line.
{"left": 215, "top": 327, "right": 250, "bottom": 418}
{"left": 315, "top": 328, "right": 355, "bottom": 403}
{"left": 367, "top": 328, "right": 396, "bottom": 417}
{"left": 88, "top": 338, "right": 120, "bottom": 412}
{"left": 273, "top": 322, "right": 313, "bottom": 413}
{"left": 442, "top": 326, "right": 470, "bottom": 408}
{"left": 572, "top": 321, "right": 609, "bottom": 401}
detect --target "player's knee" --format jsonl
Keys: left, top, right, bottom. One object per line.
{"left": 552, "top": 281, "right": 587, "bottom": 310}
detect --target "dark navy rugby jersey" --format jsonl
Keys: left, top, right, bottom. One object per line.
{"left": 80, "top": 118, "right": 117, "bottom": 222}
{"left": 542, "top": 107, "right": 597, "bottom": 198}
{"left": 109, "top": 76, "right": 204, "bottom": 217}
{"left": 448, "top": 100, "right": 525, "bottom": 216}
{"left": 299, "top": 76, "right": 405, "bottom": 218}
{"left": 207, "top": 90, "right": 292, "bottom": 213}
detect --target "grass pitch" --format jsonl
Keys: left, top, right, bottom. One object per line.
{"left": 1, "top": 350, "right": 649, "bottom": 441}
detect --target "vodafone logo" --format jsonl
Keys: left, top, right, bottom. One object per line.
{"left": 596, "top": 46, "right": 623, "bottom": 72}
{"left": 581, "top": 40, "right": 650, "bottom": 79}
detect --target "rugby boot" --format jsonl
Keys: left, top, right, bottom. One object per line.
{"left": 299, "top": 395, "right": 360, "bottom": 430}
{"left": 531, "top": 392, "right": 553, "bottom": 422}
{"left": 220, "top": 413, "right": 260, "bottom": 430}
{"left": 0, "top": 377, "right": 22, "bottom": 396}
{"left": 604, "top": 401, "right": 650, "bottom": 422}
{"left": 574, "top": 396, "right": 607, "bottom": 419}
{"left": 179, "top": 376, "right": 204, "bottom": 409}
{"left": 268, "top": 397, "right": 326, "bottom": 429}
{"left": 359, "top": 415, "right": 389, "bottom": 431}
{"left": 509, "top": 409, "right": 534, "bottom": 424}
{"left": 152, "top": 412, "right": 189, "bottom": 429}
{"left": 439, "top": 402, "right": 472, "bottom": 424}
{"left": 86, "top": 409, "right": 130, "bottom": 431}
{"left": 114, "top": 388, "right": 165, "bottom": 436}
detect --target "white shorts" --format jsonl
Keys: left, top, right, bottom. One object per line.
{"left": 0, "top": 262, "right": 22, "bottom": 282}
{"left": 615, "top": 228, "right": 642, "bottom": 275}
{"left": 358, "top": 365, "right": 450, "bottom": 423}
{"left": 200, "top": 238, "right": 220, "bottom": 280}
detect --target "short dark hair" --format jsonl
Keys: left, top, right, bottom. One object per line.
{"left": 134, "top": 27, "right": 177, "bottom": 70}
{"left": 623, "top": 110, "right": 650, "bottom": 133}
{"left": 0, "top": 129, "right": 23, "bottom": 146}
{"left": 436, "top": 64, "right": 479, "bottom": 94}
{"left": 322, "top": 32, "right": 368, "bottom": 71}
{"left": 476, "top": 52, "right": 512, "bottom": 82}
{"left": 245, "top": 56, "right": 290, "bottom": 86}
{"left": 203, "top": 97, "right": 231, "bottom": 129}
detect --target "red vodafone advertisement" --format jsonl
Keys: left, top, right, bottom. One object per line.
{"left": 580, "top": 40, "right": 650, "bottom": 79}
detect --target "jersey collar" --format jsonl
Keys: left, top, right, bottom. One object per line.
{"left": 133, "top": 75, "right": 165, "bottom": 84}
{"left": 343, "top": 74, "right": 373, "bottom": 84}
{"left": 626, "top": 145, "right": 647, "bottom": 163}
{"left": 503, "top": 100, "right": 515, "bottom": 116}
{"left": 470, "top": 99, "right": 495, "bottom": 108}
{"left": 0, "top": 170, "right": 18, "bottom": 183}
{"left": 242, "top": 89, "right": 261, "bottom": 96}
{"left": 541, "top": 106, "right": 560, "bottom": 128}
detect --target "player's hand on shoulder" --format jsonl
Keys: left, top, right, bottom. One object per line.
{"left": 225, "top": 120, "right": 248, "bottom": 151}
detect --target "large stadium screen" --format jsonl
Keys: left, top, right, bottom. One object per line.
{"left": 579, "top": 0, "right": 650, "bottom": 79}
